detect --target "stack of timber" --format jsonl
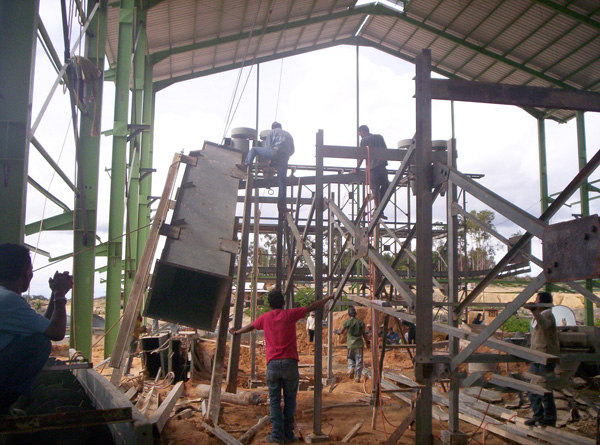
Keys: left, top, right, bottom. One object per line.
{"left": 375, "top": 370, "right": 595, "bottom": 445}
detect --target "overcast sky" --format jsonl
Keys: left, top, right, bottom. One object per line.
{"left": 24, "top": 4, "right": 600, "bottom": 298}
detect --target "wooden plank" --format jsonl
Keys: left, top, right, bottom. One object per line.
{"left": 383, "top": 408, "right": 415, "bottom": 445}
{"left": 513, "top": 418, "right": 596, "bottom": 445}
{"left": 149, "top": 381, "right": 185, "bottom": 433}
{"left": 75, "top": 368, "right": 152, "bottom": 444}
{"left": 0, "top": 408, "right": 132, "bottom": 434}
{"left": 202, "top": 422, "right": 243, "bottom": 445}
{"left": 458, "top": 412, "right": 537, "bottom": 445}
{"left": 341, "top": 422, "right": 363, "bottom": 442}
{"left": 488, "top": 373, "right": 550, "bottom": 395}
{"left": 239, "top": 415, "right": 269, "bottom": 445}
{"left": 110, "top": 153, "right": 184, "bottom": 381}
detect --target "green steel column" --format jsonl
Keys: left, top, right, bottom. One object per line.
{"left": 0, "top": 0, "right": 39, "bottom": 243}
{"left": 105, "top": 0, "right": 134, "bottom": 357}
{"left": 124, "top": 11, "right": 147, "bottom": 305}
{"left": 537, "top": 118, "right": 552, "bottom": 293}
{"left": 137, "top": 57, "right": 154, "bottom": 267}
{"left": 576, "top": 111, "right": 594, "bottom": 326}
{"left": 72, "top": 0, "right": 108, "bottom": 359}
{"left": 537, "top": 118, "right": 549, "bottom": 213}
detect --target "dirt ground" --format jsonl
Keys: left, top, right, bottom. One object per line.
{"left": 47, "top": 289, "right": 600, "bottom": 444}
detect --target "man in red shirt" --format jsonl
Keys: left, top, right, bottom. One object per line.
{"left": 230, "top": 290, "right": 333, "bottom": 444}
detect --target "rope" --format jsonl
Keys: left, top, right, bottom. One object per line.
{"left": 221, "top": 0, "right": 269, "bottom": 141}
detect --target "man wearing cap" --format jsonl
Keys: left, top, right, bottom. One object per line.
{"left": 242, "top": 122, "right": 295, "bottom": 210}
{"left": 524, "top": 291, "right": 559, "bottom": 427}
{"left": 337, "top": 306, "right": 370, "bottom": 382}
{"left": 353, "top": 125, "right": 390, "bottom": 213}
{"left": 230, "top": 290, "right": 333, "bottom": 444}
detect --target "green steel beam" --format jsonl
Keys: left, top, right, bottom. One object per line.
{"left": 368, "top": 5, "right": 576, "bottom": 90}
{"left": 27, "top": 176, "right": 71, "bottom": 213}
{"left": 137, "top": 52, "right": 155, "bottom": 282}
{"left": 154, "top": 38, "right": 356, "bottom": 91}
{"left": 30, "top": 136, "right": 78, "bottom": 194}
{"left": 37, "top": 16, "right": 63, "bottom": 75}
{"left": 531, "top": 0, "right": 600, "bottom": 32}
{"left": 576, "top": 111, "right": 594, "bottom": 326}
{"left": 124, "top": 11, "right": 147, "bottom": 307}
{"left": 0, "top": 0, "right": 39, "bottom": 243}
{"left": 105, "top": 0, "right": 135, "bottom": 357}
{"left": 149, "top": 6, "right": 367, "bottom": 65}
{"left": 537, "top": 118, "right": 551, "bottom": 292}
{"left": 71, "top": 0, "right": 108, "bottom": 359}
{"left": 25, "top": 211, "right": 74, "bottom": 235}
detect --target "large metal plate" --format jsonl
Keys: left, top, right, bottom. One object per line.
{"left": 543, "top": 215, "right": 600, "bottom": 283}
{"left": 145, "top": 143, "right": 242, "bottom": 330}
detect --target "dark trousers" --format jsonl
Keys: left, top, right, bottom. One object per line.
{"left": 266, "top": 359, "right": 299, "bottom": 441}
{"left": 245, "top": 147, "right": 289, "bottom": 210}
{"left": 369, "top": 165, "right": 390, "bottom": 207}
{"left": 528, "top": 363, "right": 557, "bottom": 423}
{"left": 0, "top": 333, "right": 51, "bottom": 414}
{"left": 308, "top": 330, "right": 314, "bottom": 342}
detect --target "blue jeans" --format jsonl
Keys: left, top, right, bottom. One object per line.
{"left": 266, "top": 359, "right": 299, "bottom": 441}
{"left": 528, "top": 362, "right": 557, "bottom": 423}
{"left": 246, "top": 146, "right": 289, "bottom": 209}
{"left": 0, "top": 333, "right": 51, "bottom": 414}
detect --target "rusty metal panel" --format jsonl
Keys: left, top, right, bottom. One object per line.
{"left": 543, "top": 215, "right": 600, "bottom": 283}
{"left": 145, "top": 142, "right": 242, "bottom": 330}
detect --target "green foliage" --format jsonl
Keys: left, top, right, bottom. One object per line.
{"left": 502, "top": 315, "right": 531, "bottom": 333}
{"left": 594, "top": 318, "right": 600, "bottom": 327}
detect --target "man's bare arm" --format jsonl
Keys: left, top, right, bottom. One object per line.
{"left": 229, "top": 324, "right": 255, "bottom": 336}
{"left": 305, "top": 295, "right": 334, "bottom": 313}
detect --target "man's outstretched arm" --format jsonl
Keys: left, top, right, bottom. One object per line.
{"left": 305, "top": 295, "right": 334, "bottom": 313}
{"left": 229, "top": 324, "right": 255, "bottom": 336}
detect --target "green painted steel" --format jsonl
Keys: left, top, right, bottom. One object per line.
{"left": 124, "top": 10, "right": 148, "bottom": 306}
{"left": 537, "top": 118, "right": 549, "bottom": 214}
{"left": 71, "top": 0, "right": 108, "bottom": 359}
{"left": 0, "top": 0, "right": 39, "bottom": 243}
{"left": 137, "top": 61, "right": 155, "bottom": 271}
{"left": 105, "top": 0, "right": 135, "bottom": 357}
{"left": 531, "top": 0, "right": 600, "bottom": 32}
{"left": 576, "top": 111, "right": 594, "bottom": 326}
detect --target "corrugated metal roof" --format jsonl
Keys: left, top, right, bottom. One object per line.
{"left": 105, "top": 0, "right": 600, "bottom": 122}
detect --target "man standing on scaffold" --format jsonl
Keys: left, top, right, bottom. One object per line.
{"left": 353, "top": 125, "right": 389, "bottom": 218}
{"left": 240, "top": 122, "right": 294, "bottom": 211}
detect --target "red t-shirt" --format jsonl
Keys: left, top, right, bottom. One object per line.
{"left": 253, "top": 307, "right": 307, "bottom": 364}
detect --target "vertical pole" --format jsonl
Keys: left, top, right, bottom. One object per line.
{"left": 0, "top": 0, "right": 39, "bottom": 243}
{"left": 124, "top": 11, "right": 147, "bottom": 306}
{"left": 356, "top": 46, "right": 360, "bottom": 146}
{"left": 327, "top": 191, "right": 334, "bottom": 379}
{"left": 576, "top": 111, "right": 594, "bottom": 327}
{"left": 105, "top": 0, "right": 135, "bottom": 357}
{"left": 137, "top": 55, "right": 155, "bottom": 265}
{"left": 226, "top": 174, "right": 254, "bottom": 392}
{"left": 537, "top": 118, "right": 552, "bottom": 294}
{"left": 207, "top": 231, "right": 237, "bottom": 423}
{"left": 415, "top": 50, "right": 433, "bottom": 444}
{"left": 447, "top": 138, "right": 463, "bottom": 438}
{"left": 537, "top": 118, "right": 549, "bottom": 214}
{"left": 72, "top": 0, "right": 108, "bottom": 359}
{"left": 312, "top": 129, "right": 325, "bottom": 437}
{"left": 250, "top": 187, "right": 259, "bottom": 380}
